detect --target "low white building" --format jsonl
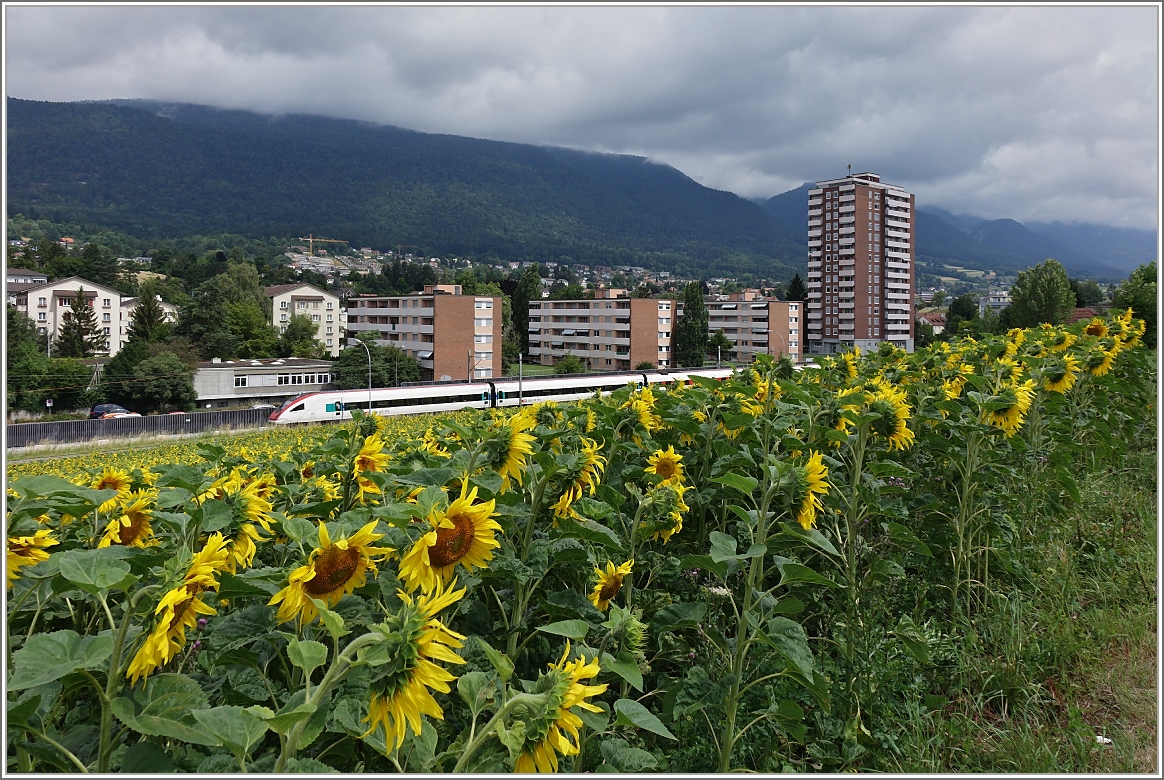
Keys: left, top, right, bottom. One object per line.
{"left": 193, "top": 357, "right": 334, "bottom": 408}
{"left": 264, "top": 283, "right": 343, "bottom": 356}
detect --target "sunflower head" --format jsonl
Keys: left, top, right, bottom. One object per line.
{"left": 1083, "top": 317, "right": 1108, "bottom": 338}
{"left": 485, "top": 409, "right": 537, "bottom": 491}
{"left": 398, "top": 484, "right": 501, "bottom": 594}
{"left": 1042, "top": 354, "right": 1081, "bottom": 394}
{"left": 355, "top": 433, "right": 391, "bottom": 473}
{"left": 550, "top": 438, "right": 607, "bottom": 521}
{"left": 513, "top": 641, "right": 608, "bottom": 773}
{"left": 7, "top": 529, "right": 58, "bottom": 588}
{"left": 91, "top": 467, "right": 133, "bottom": 513}
{"left": 588, "top": 559, "right": 633, "bottom": 611}
{"left": 794, "top": 452, "right": 829, "bottom": 531}
{"left": 867, "top": 387, "right": 914, "bottom": 451}
{"left": 644, "top": 445, "right": 684, "bottom": 486}
{"left": 268, "top": 521, "right": 392, "bottom": 625}
{"left": 98, "top": 489, "right": 157, "bottom": 548}
{"left": 985, "top": 379, "right": 1037, "bottom": 437}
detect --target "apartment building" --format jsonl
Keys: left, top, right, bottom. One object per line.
{"left": 706, "top": 289, "right": 801, "bottom": 364}
{"left": 807, "top": 172, "right": 915, "bottom": 354}
{"left": 345, "top": 284, "right": 503, "bottom": 381}
{"left": 529, "top": 288, "right": 677, "bottom": 370}
{"left": 118, "top": 295, "right": 179, "bottom": 352}
{"left": 9, "top": 277, "right": 125, "bottom": 356}
{"left": 265, "top": 283, "right": 343, "bottom": 357}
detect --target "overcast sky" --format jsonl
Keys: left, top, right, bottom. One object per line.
{"left": 4, "top": 5, "right": 1160, "bottom": 230}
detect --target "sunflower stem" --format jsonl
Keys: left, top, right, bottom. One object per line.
{"left": 97, "top": 590, "right": 139, "bottom": 772}
{"left": 450, "top": 692, "right": 547, "bottom": 773}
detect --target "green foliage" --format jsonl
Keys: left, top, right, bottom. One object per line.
{"left": 7, "top": 304, "right": 47, "bottom": 412}
{"left": 331, "top": 342, "right": 420, "bottom": 389}
{"left": 133, "top": 352, "right": 197, "bottom": 413}
{"left": 784, "top": 272, "right": 808, "bottom": 302}
{"left": 1112, "top": 261, "right": 1156, "bottom": 347}
{"left": 674, "top": 282, "right": 709, "bottom": 367}
{"left": 553, "top": 353, "right": 587, "bottom": 374}
{"left": 707, "top": 329, "right": 735, "bottom": 358}
{"left": 277, "top": 314, "right": 325, "bottom": 359}
{"left": 126, "top": 294, "right": 170, "bottom": 343}
{"left": 1007, "top": 258, "right": 1075, "bottom": 327}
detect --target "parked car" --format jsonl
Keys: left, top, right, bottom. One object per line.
{"left": 89, "top": 403, "right": 130, "bottom": 419}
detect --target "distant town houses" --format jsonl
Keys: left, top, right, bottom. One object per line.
{"left": 9, "top": 276, "right": 125, "bottom": 355}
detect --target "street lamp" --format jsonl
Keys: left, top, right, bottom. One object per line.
{"left": 770, "top": 329, "right": 788, "bottom": 362}
{"left": 348, "top": 338, "right": 373, "bottom": 412}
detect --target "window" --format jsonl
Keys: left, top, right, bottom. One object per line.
{"left": 326, "top": 314, "right": 333, "bottom": 322}
{"left": 103, "top": 327, "right": 110, "bottom": 335}
{"left": 280, "top": 301, "right": 288, "bottom": 309}
{"left": 235, "top": 376, "right": 248, "bottom": 387}
{"left": 103, "top": 313, "right": 111, "bottom": 322}
{"left": 298, "top": 301, "right": 307, "bottom": 309}
{"left": 59, "top": 298, "right": 70, "bottom": 306}
{"left": 312, "top": 301, "right": 319, "bottom": 309}
{"left": 474, "top": 351, "right": 492, "bottom": 360}
{"left": 292, "top": 374, "right": 304, "bottom": 385}
{"left": 37, "top": 312, "right": 46, "bottom": 321}
{"left": 103, "top": 299, "right": 111, "bottom": 308}
{"left": 312, "top": 314, "right": 320, "bottom": 322}
{"left": 327, "top": 302, "right": 334, "bottom": 310}
{"left": 659, "top": 331, "right": 670, "bottom": 339}
{"left": 326, "top": 326, "right": 333, "bottom": 334}
{"left": 474, "top": 334, "right": 493, "bottom": 343}
{"left": 37, "top": 297, "right": 46, "bottom": 307}
{"left": 278, "top": 374, "right": 291, "bottom": 385}
{"left": 326, "top": 339, "right": 333, "bottom": 347}
{"left": 318, "top": 373, "right": 329, "bottom": 383}
{"left": 658, "top": 317, "right": 671, "bottom": 325}
{"left": 474, "top": 318, "right": 493, "bottom": 327}
{"left": 475, "top": 300, "right": 493, "bottom": 309}
{"left": 281, "top": 313, "right": 288, "bottom": 321}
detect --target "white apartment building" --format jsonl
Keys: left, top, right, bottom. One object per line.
{"left": 529, "top": 288, "right": 678, "bottom": 370}
{"left": 9, "top": 277, "right": 125, "bottom": 356}
{"left": 807, "top": 172, "right": 915, "bottom": 354}
{"left": 265, "top": 283, "right": 343, "bottom": 357}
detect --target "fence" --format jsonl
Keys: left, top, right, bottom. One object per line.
{"left": 6, "top": 408, "right": 273, "bottom": 449}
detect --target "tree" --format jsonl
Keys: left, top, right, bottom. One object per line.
{"left": 943, "top": 292, "right": 980, "bottom": 337}
{"left": 126, "top": 294, "right": 170, "bottom": 343}
{"left": 54, "top": 287, "right": 105, "bottom": 357}
{"left": 101, "top": 340, "right": 152, "bottom": 408}
{"left": 915, "top": 319, "right": 936, "bottom": 349}
{"left": 174, "top": 276, "right": 239, "bottom": 359}
{"left": 634, "top": 361, "right": 656, "bottom": 370}
{"left": 785, "top": 273, "right": 808, "bottom": 302}
{"left": 82, "top": 242, "right": 122, "bottom": 289}
{"left": 40, "top": 359, "right": 101, "bottom": 413}
{"left": 278, "top": 313, "right": 326, "bottom": 358}
{"left": 332, "top": 342, "right": 420, "bottom": 390}
{"left": 225, "top": 301, "right": 279, "bottom": 358}
{"left": 673, "top": 282, "right": 709, "bottom": 368}
{"left": 511, "top": 264, "right": 542, "bottom": 355}
{"left": 7, "top": 304, "right": 48, "bottom": 413}
{"left": 1113, "top": 261, "right": 1157, "bottom": 347}
{"left": 1007, "top": 258, "right": 1075, "bottom": 328}
{"left": 930, "top": 290, "right": 947, "bottom": 308}
{"left": 133, "top": 352, "right": 197, "bottom": 413}
{"left": 548, "top": 282, "right": 586, "bottom": 300}
{"left": 553, "top": 353, "right": 587, "bottom": 375}
{"left": 708, "top": 329, "right": 735, "bottom": 361}
{"left": 1068, "top": 278, "right": 1104, "bottom": 308}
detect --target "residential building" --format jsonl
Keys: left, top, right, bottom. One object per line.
{"left": 193, "top": 357, "right": 334, "bottom": 408}
{"left": 9, "top": 276, "right": 125, "bottom": 355}
{"left": 979, "top": 289, "right": 1011, "bottom": 317}
{"left": 706, "top": 289, "right": 801, "bottom": 364}
{"left": 916, "top": 311, "right": 947, "bottom": 335}
{"left": 264, "top": 283, "right": 343, "bottom": 357}
{"left": 529, "top": 288, "right": 678, "bottom": 370}
{"left": 117, "top": 295, "right": 180, "bottom": 351}
{"left": 344, "top": 284, "right": 503, "bottom": 381}
{"left": 6, "top": 267, "right": 48, "bottom": 286}
{"left": 807, "top": 172, "right": 915, "bottom": 354}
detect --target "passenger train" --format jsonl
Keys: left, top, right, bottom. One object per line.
{"left": 268, "top": 367, "right": 737, "bottom": 425}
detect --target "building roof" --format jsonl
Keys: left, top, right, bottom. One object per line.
{"left": 1067, "top": 307, "right": 1099, "bottom": 324}
{"left": 264, "top": 283, "right": 333, "bottom": 297}
{"left": 199, "top": 357, "right": 334, "bottom": 370}
{"left": 9, "top": 276, "right": 123, "bottom": 296}
{"left": 6, "top": 268, "right": 46, "bottom": 278}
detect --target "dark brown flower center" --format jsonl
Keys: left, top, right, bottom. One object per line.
{"left": 599, "top": 575, "right": 623, "bottom": 603}
{"left": 306, "top": 547, "right": 360, "bottom": 595}
{"left": 654, "top": 459, "right": 677, "bottom": 480}
{"left": 116, "top": 511, "right": 148, "bottom": 545}
{"left": 428, "top": 513, "right": 475, "bottom": 568}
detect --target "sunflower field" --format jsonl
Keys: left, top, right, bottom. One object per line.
{"left": 4, "top": 310, "right": 1155, "bottom": 773}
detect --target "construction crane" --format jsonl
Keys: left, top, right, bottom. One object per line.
{"left": 298, "top": 234, "right": 349, "bottom": 257}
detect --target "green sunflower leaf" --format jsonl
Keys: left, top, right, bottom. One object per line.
{"left": 712, "top": 473, "right": 759, "bottom": 496}
{"left": 8, "top": 629, "right": 113, "bottom": 690}
{"left": 536, "top": 619, "right": 590, "bottom": 641}
{"left": 613, "top": 698, "right": 675, "bottom": 740}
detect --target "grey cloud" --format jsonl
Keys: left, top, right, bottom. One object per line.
{"left": 4, "top": 5, "right": 1158, "bottom": 228}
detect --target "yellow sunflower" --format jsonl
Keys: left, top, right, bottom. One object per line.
{"left": 98, "top": 489, "right": 157, "bottom": 548}
{"left": 91, "top": 467, "right": 133, "bottom": 513}
{"left": 644, "top": 445, "right": 684, "bottom": 486}
{"left": 985, "top": 379, "right": 1037, "bottom": 437}
{"left": 1083, "top": 317, "right": 1108, "bottom": 338}
{"left": 7, "top": 529, "right": 58, "bottom": 588}
{"left": 621, "top": 387, "right": 662, "bottom": 434}
{"left": 515, "top": 642, "right": 608, "bottom": 773}
{"left": 867, "top": 386, "right": 915, "bottom": 451}
{"left": 126, "top": 533, "right": 231, "bottom": 684}
{"left": 1083, "top": 348, "right": 1116, "bottom": 377}
{"left": 1048, "top": 330, "right": 1077, "bottom": 353}
{"left": 795, "top": 452, "right": 829, "bottom": 531}
{"left": 840, "top": 347, "right": 860, "bottom": 380}
{"left": 355, "top": 432, "right": 391, "bottom": 473}
{"left": 421, "top": 427, "right": 450, "bottom": 457}
{"left": 489, "top": 409, "right": 537, "bottom": 492}
{"left": 363, "top": 579, "right": 467, "bottom": 752}
{"left": 1043, "top": 354, "right": 1081, "bottom": 394}
{"left": 550, "top": 438, "right": 607, "bottom": 520}
{"left": 269, "top": 521, "right": 393, "bottom": 625}
{"left": 398, "top": 484, "right": 500, "bottom": 594}
{"left": 650, "top": 482, "right": 689, "bottom": 544}
{"left": 588, "top": 559, "right": 633, "bottom": 611}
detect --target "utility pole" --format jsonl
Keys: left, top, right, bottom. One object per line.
{"left": 518, "top": 353, "right": 523, "bottom": 406}
{"left": 349, "top": 338, "right": 373, "bottom": 412}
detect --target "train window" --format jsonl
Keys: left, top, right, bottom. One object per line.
{"left": 291, "top": 403, "right": 304, "bottom": 412}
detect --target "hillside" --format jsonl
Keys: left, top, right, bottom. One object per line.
{"left": 5, "top": 98, "right": 801, "bottom": 280}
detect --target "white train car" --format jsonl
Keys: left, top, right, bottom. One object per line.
{"left": 268, "top": 367, "right": 737, "bottom": 425}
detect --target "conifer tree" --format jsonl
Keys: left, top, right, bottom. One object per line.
{"left": 126, "top": 293, "right": 169, "bottom": 343}
{"left": 54, "top": 286, "right": 105, "bottom": 357}
{"left": 674, "top": 281, "right": 709, "bottom": 368}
